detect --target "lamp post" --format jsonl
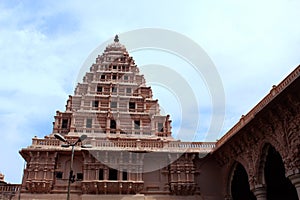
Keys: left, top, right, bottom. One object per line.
{"left": 54, "top": 133, "right": 91, "bottom": 200}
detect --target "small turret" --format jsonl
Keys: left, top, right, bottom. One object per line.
{"left": 0, "top": 173, "right": 6, "bottom": 185}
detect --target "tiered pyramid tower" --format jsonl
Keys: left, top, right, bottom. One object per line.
{"left": 53, "top": 35, "right": 172, "bottom": 140}
{"left": 19, "top": 36, "right": 215, "bottom": 199}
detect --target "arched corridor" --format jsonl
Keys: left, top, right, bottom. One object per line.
{"left": 208, "top": 66, "right": 300, "bottom": 200}
{"left": 264, "top": 145, "right": 298, "bottom": 200}
{"left": 231, "top": 163, "right": 256, "bottom": 200}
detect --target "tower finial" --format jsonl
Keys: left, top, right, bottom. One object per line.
{"left": 114, "top": 35, "right": 119, "bottom": 42}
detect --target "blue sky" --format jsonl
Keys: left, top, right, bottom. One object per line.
{"left": 0, "top": 0, "right": 300, "bottom": 183}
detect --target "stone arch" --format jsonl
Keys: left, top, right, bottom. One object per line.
{"left": 256, "top": 139, "right": 287, "bottom": 185}
{"left": 227, "top": 161, "right": 256, "bottom": 200}
{"left": 257, "top": 143, "right": 298, "bottom": 199}
{"left": 256, "top": 143, "right": 270, "bottom": 185}
{"left": 225, "top": 161, "right": 238, "bottom": 197}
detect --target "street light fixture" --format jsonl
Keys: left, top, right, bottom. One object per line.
{"left": 54, "top": 133, "right": 91, "bottom": 200}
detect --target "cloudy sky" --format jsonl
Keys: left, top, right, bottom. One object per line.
{"left": 0, "top": 0, "right": 299, "bottom": 183}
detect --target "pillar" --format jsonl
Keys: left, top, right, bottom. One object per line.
{"left": 252, "top": 185, "right": 267, "bottom": 200}
{"left": 288, "top": 173, "right": 300, "bottom": 199}
{"left": 224, "top": 194, "right": 232, "bottom": 200}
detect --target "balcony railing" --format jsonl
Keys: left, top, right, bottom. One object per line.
{"left": 0, "top": 184, "right": 21, "bottom": 199}
{"left": 31, "top": 137, "right": 215, "bottom": 153}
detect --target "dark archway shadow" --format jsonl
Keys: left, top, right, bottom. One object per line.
{"left": 231, "top": 162, "right": 256, "bottom": 200}
{"left": 264, "top": 145, "right": 298, "bottom": 200}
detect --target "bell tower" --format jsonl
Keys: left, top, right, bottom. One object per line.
{"left": 52, "top": 35, "right": 172, "bottom": 140}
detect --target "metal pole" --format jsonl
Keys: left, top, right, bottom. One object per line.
{"left": 54, "top": 134, "right": 88, "bottom": 200}
{"left": 67, "top": 144, "right": 75, "bottom": 200}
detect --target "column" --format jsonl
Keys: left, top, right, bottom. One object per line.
{"left": 252, "top": 185, "right": 267, "bottom": 200}
{"left": 288, "top": 173, "right": 300, "bottom": 199}
{"left": 224, "top": 194, "right": 232, "bottom": 200}
{"left": 106, "top": 118, "right": 110, "bottom": 134}
{"left": 70, "top": 115, "right": 75, "bottom": 132}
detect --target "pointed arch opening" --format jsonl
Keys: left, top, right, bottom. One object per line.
{"left": 230, "top": 162, "right": 256, "bottom": 200}
{"left": 263, "top": 144, "right": 298, "bottom": 200}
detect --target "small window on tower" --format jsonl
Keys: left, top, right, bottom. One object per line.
{"left": 99, "top": 169, "right": 104, "bottom": 180}
{"left": 112, "top": 86, "right": 116, "bottom": 93}
{"left": 110, "top": 120, "right": 116, "bottom": 129}
{"left": 77, "top": 173, "right": 83, "bottom": 181}
{"left": 62, "top": 119, "right": 68, "bottom": 129}
{"left": 126, "top": 88, "right": 131, "bottom": 94}
{"left": 124, "top": 75, "right": 128, "bottom": 80}
{"left": 92, "top": 100, "right": 99, "bottom": 108}
{"left": 97, "top": 86, "right": 103, "bottom": 92}
{"left": 55, "top": 171, "right": 63, "bottom": 179}
{"left": 86, "top": 118, "right": 92, "bottom": 128}
{"left": 134, "top": 120, "right": 140, "bottom": 129}
{"left": 122, "top": 171, "right": 128, "bottom": 180}
{"left": 109, "top": 168, "right": 118, "bottom": 180}
{"left": 111, "top": 101, "right": 117, "bottom": 108}
{"left": 101, "top": 75, "right": 105, "bottom": 80}
{"left": 158, "top": 123, "right": 164, "bottom": 132}
{"left": 129, "top": 102, "right": 135, "bottom": 109}
{"left": 113, "top": 65, "right": 117, "bottom": 69}
{"left": 112, "top": 75, "right": 117, "bottom": 80}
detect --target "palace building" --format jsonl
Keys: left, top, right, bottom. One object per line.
{"left": 12, "top": 36, "right": 300, "bottom": 200}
